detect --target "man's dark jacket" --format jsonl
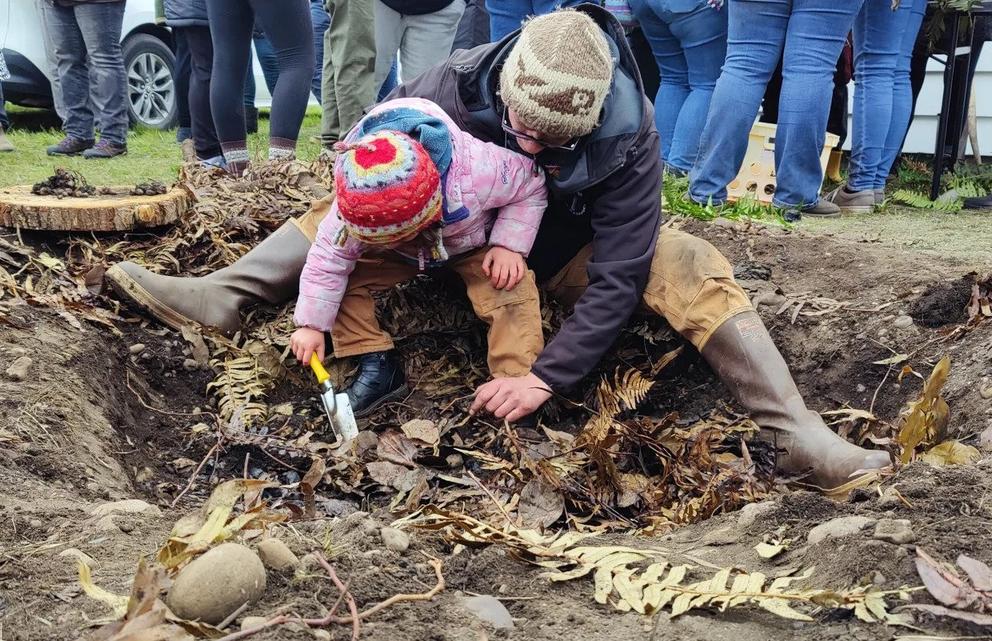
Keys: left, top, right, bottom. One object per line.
{"left": 387, "top": 3, "right": 663, "bottom": 393}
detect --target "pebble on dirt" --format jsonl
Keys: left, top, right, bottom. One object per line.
{"left": 5, "top": 356, "right": 32, "bottom": 381}
{"left": 381, "top": 526, "right": 410, "bottom": 553}
{"left": 257, "top": 538, "right": 299, "bottom": 572}
{"left": 737, "top": 500, "right": 777, "bottom": 529}
{"left": 240, "top": 616, "right": 268, "bottom": 631}
{"left": 807, "top": 516, "right": 877, "bottom": 545}
{"left": 872, "top": 519, "right": 916, "bottom": 544}
{"left": 893, "top": 315, "right": 914, "bottom": 329}
{"left": 128, "top": 343, "right": 146, "bottom": 355}
{"left": 167, "top": 543, "right": 267, "bottom": 625}
{"left": 457, "top": 594, "right": 515, "bottom": 630}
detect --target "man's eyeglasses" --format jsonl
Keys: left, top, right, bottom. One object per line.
{"left": 501, "top": 108, "right": 579, "bottom": 152}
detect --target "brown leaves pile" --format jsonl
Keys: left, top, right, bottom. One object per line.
{"left": 908, "top": 548, "right": 992, "bottom": 626}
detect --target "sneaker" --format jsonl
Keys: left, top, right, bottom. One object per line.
{"left": 47, "top": 136, "right": 94, "bottom": 156}
{"left": 782, "top": 199, "right": 842, "bottom": 221}
{"left": 200, "top": 154, "right": 227, "bottom": 170}
{"left": 822, "top": 184, "right": 875, "bottom": 214}
{"left": 176, "top": 126, "right": 192, "bottom": 144}
{"left": 82, "top": 140, "right": 127, "bottom": 159}
{"left": 0, "top": 126, "right": 13, "bottom": 152}
{"left": 344, "top": 351, "right": 409, "bottom": 418}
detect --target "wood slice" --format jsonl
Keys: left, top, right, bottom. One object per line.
{"left": 0, "top": 185, "right": 191, "bottom": 231}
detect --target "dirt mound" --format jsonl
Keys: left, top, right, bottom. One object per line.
{"left": 909, "top": 276, "right": 975, "bottom": 328}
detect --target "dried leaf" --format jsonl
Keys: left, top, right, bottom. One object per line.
{"left": 873, "top": 354, "right": 910, "bottom": 366}
{"left": 78, "top": 560, "right": 130, "bottom": 617}
{"left": 957, "top": 555, "right": 992, "bottom": 592}
{"left": 180, "top": 326, "right": 211, "bottom": 367}
{"left": 367, "top": 461, "right": 408, "bottom": 488}
{"left": 400, "top": 419, "right": 440, "bottom": 446}
{"left": 897, "top": 356, "right": 951, "bottom": 464}
{"left": 518, "top": 477, "right": 565, "bottom": 529}
{"left": 755, "top": 541, "right": 788, "bottom": 559}
{"left": 915, "top": 550, "right": 965, "bottom": 606}
{"left": 918, "top": 441, "right": 980, "bottom": 466}
{"left": 377, "top": 429, "right": 419, "bottom": 467}
{"left": 902, "top": 603, "right": 992, "bottom": 626}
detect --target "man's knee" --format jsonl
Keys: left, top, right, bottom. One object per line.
{"left": 643, "top": 227, "right": 752, "bottom": 348}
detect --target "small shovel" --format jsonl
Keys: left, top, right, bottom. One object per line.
{"left": 309, "top": 353, "right": 360, "bottom": 443}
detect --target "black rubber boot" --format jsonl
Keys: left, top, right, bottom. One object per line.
{"left": 345, "top": 351, "right": 408, "bottom": 418}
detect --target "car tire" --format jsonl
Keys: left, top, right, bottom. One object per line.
{"left": 123, "top": 33, "right": 178, "bottom": 130}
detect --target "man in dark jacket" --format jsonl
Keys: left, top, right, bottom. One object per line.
{"left": 106, "top": 5, "right": 889, "bottom": 490}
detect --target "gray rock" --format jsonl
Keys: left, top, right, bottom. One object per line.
{"left": 381, "top": 527, "right": 410, "bottom": 553}
{"left": 738, "top": 500, "right": 778, "bottom": 529}
{"left": 893, "top": 315, "right": 914, "bottom": 329}
{"left": 807, "top": 516, "right": 877, "bottom": 545}
{"left": 129, "top": 343, "right": 146, "bottom": 355}
{"left": 90, "top": 499, "right": 161, "bottom": 518}
{"left": 167, "top": 543, "right": 267, "bottom": 625}
{"left": 240, "top": 616, "right": 268, "bottom": 631}
{"left": 873, "top": 519, "right": 916, "bottom": 544}
{"left": 182, "top": 358, "right": 199, "bottom": 371}
{"left": 877, "top": 486, "right": 903, "bottom": 509}
{"left": 458, "top": 594, "right": 514, "bottom": 630}
{"left": 5, "top": 356, "right": 32, "bottom": 381}
{"left": 257, "top": 538, "right": 299, "bottom": 572}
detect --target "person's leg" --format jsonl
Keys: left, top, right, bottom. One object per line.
{"left": 374, "top": 1, "right": 404, "bottom": 91}
{"left": 174, "top": 29, "right": 193, "bottom": 141}
{"left": 628, "top": 0, "right": 689, "bottom": 168}
{"left": 452, "top": 0, "right": 491, "bottom": 51}
{"left": 45, "top": 1, "right": 96, "bottom": 149}
{"left": 320, "top": 0, "right": 376, "bottom": 145}
{"left": 398, "top": 0, "right": 467, "bottom": 83}
{"left": 485, "top": 0, "right": 531, "bottom": 40}
{"left": 688, "top": 0, "right": 789, "bottom": 205}
{"left": 771, "top": 0, "right": 863, "bottom": 209}
{"left": 250, "top": 0, "right": 314, "bottom": 158}
{"left": 38, "top": 0, "right": 68, "bottom": 124}
{"left": 449, "top": 249, "right": 544, "bottom": 378}
{"left": 186, "top": 26, "right": 224, "bottom": 161}
{"left": 75, "top": 0, "right": 129, "bottom": 152}
{"left": 543, "top": 227, "right": 890, "bottom": 489}
{"left": 327, "top": 0, "right": 376, "bottom": 139}
{"left": 878, "top": 0, "right": 927, "bottom": 185}
{"left": 0, "top": 82, "right": 12, "bottom": 152}
{"left": 665, "top": 2, "right": 728, "bottom": 172}
{"left": 845, "top": 0, "right": 908, "bottom": 193}
{"left": 310, "top": 0, "right": 331, "bottom": 101}
{"left": 207, "top": 0, "right": 255, "bottom": 173}
{"left": 377, "top": 58, "right": 399, "bottom": 102}
{"left": 252, "top": 31, "right": 282, "bottom": 96}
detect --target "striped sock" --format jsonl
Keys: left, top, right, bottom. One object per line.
{"left": 269, "top": 137, "right": 297, "bottom": 160}
{"left": 221, "top": 142, "right": 249, "bottom": 176}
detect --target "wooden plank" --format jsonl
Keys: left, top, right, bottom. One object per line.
{"left": 0, "top": 185, "right": 191, "bottom": 231}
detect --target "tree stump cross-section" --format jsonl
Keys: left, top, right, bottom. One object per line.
{"left": 0, "top": 185, "right": 192, "bottom": 232}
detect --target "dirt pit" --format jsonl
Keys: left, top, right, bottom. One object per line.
{"left": 1, "top": 218, "right": 991, "bottom": 641}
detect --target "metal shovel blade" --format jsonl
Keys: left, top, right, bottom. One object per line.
{"left": 319, "top": 382, "right": 359, "bottom": 443}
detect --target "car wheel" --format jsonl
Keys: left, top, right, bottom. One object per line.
{"left": 123, "top": 33, "right": 178, "bottom": 130}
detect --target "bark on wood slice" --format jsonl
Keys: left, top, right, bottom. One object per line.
{"left": 0, "top": 185, "right": 191, "bottom": 231}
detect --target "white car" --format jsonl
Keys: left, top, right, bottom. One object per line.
{"left": 0, "top": 0, "right": 275, "bottom": 130}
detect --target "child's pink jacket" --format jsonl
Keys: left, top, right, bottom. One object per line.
{"left": 294, "top": 97, "right": 547, "bottom": 332}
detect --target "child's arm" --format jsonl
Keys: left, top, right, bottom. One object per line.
{"left": 478, "top": 145, "right": 549, "bottom": 257}
{"left": 293, "top": 203, "right": 362, "bottom": 336}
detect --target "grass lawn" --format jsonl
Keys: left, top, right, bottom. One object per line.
{"left": 0, "top": 104, "right": 324, "bottom": 188}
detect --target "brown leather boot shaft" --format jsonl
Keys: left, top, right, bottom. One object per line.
{"left": 700, "top": 311, "right": 890, "bottom": 489}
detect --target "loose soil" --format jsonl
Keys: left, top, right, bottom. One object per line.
{"left": 2, "top": 217, "right": 991, "bottom": 641}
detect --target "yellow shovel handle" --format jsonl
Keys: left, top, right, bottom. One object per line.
{"left": 309, "top": 353, "right": 330, "bottom": 384}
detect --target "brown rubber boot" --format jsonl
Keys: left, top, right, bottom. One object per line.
{"left": 105, "top": 221, "right": 311, "bottom": 335}
{"left": 701, "top": 311, "right": 891, "bottom": 489}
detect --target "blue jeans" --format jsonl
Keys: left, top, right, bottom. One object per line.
{"left": 485, "top": 0, "right": 584, "bottom": 40}
{"left": 877, "top": 0, "right": 926, "bottom": 186}
{"left": 690, "top": 0, "right": 863, "bottom": 208}
{"left": 847, "top": 0, "right": 912, "bottom": 190}
{"left": 310, "top": 0, "right": 330, "bottom": 100}
{"left": 377, "top": 58, "right": 399, "bottom": 101}
{"left": 629, "top": 0, "right": 727, "bottom": 172}
{"left": 46, "top": 0, "right": 128, "bottom": 145}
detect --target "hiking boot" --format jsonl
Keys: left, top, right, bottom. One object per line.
{"left": 701, "top": 311, "right": 891, "bottom": 489}
{"left": 83, "top": 140, "right": 127, "bottom": 159}
{"left": 781, "top": 199, "right": 840, "bottom": 222}
{"left": 822, "top": 184, "right": 875, "bottom": 214}
{"left": 963, "top": 194, "right": 992, "bottom": 210}
{"left": 105, "top": 220, "right": 311, "bottom": 335}
{"left": 0, "top": 126, "right": 13, "bottom": 152}
{"left": 345, "top": 351, "right": 409, "bottom": 418}
{"left": 47, "top": 136, "right": 94, "bottom": 156}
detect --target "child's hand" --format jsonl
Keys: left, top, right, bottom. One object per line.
{"left": 482, "top": 246, "right": 526, "bottom": 290}
{"left": 290, "top": 327, "right": 325, "bottom": 365}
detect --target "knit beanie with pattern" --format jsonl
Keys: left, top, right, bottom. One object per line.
{"left": 499, "top": 9, "right": 614, "bottom": 140}
{"left": 333, "top": 131, "right": 442, "bottom": 247}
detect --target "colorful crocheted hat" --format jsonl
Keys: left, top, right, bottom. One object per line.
{"left": 333, "top": 130, "right": 442, "bottom": 246}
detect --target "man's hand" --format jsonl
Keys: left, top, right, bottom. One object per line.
{"left": 481, "top": 246, "right": 526, "bottom": 290}
{"left": 290, "top": 327, "right": 325, "bottom": 365}
{"left": 470, "top": 372, "right": 552, "bottom": 423}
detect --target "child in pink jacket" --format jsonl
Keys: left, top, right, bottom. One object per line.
{"left": 290, "top": 98, "right": 547, "bottom": 412}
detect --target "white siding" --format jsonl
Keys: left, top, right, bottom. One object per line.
{"left": 843, "top": 47, "right": 992, "bottom": 155}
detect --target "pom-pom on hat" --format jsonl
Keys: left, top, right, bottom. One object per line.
{"left": 333, "top": 130, "right": 443, "bottom": 247}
